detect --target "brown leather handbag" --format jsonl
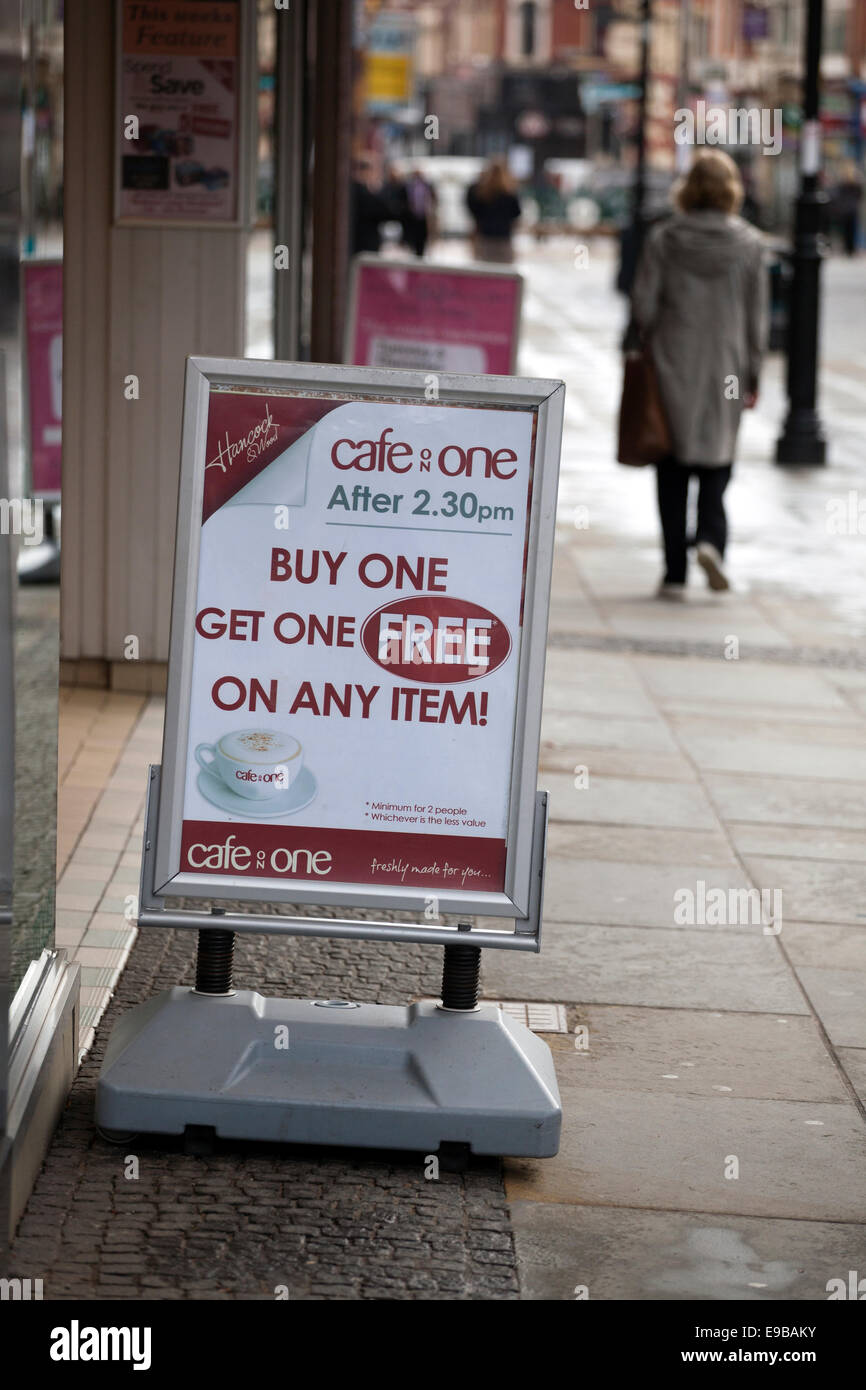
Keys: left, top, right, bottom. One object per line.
{"left": 617, "top": 342, "right": 672, "bottom": 466}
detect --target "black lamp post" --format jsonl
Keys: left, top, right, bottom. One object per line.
{"left": 633, "top": 0, "right": 651, "bottom": 246}
{"left": 776, "top": 0, "right": 828, "bottom": 465}
{"left": 617, "top": 0, "right": 652, "bottom": 300}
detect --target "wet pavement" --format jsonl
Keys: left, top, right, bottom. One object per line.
{"left": 9, "top": 236, "right": 866, "bottom": 1299}
{"left": 514, "top": 237, "right": 866, "bottom": 636}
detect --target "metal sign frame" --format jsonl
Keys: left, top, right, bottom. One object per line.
{"left": 141, "top": 766, "right": 549, "bottom": 950}
{"left": 152, "top": 356, "right": 563, "bottom": 941}
{"left": 345, "top": 255, "right": 524, "bottom": 375}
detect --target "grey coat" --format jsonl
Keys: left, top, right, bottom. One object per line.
{"left": 631, "top": 211, "right": 768, "bottom": 466}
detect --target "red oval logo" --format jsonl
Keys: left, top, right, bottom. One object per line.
{"left": 361, "top": 595, "right": 512, "bottom": 684}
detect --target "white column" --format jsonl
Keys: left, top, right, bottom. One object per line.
{"left": 61, "top": 0, "right": 250, "bottom": 690}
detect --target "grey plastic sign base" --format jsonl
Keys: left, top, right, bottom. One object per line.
{"left": 96, "top": 988, "right": 562, "bottom": 1158}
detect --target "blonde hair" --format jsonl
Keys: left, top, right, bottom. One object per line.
{"left": 476, "top": 158, "right": 515, "bottom": 201}
{"left": 674, "top": 151, "right": 744, "bottom": 214}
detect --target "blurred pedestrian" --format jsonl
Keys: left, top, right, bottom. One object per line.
{"left": 403, "top": 169, "right": 437, "bottom": 256}
{"left": 738, "top": 163, "right": 764, "bottom": 230}
{"left": 382, "top": 162, "right": 408, "bottom": 222}
{"left": 631, "top": 151, "right": 768, "bottom": 598}
{"left": 466, "top": 159, "right": 521, "bottom": 263}
{"left": 833, "top": 162, "right": 863, "bottom": 257}
{"left": 350, "top": 155, "right": 392, "bottom": 256}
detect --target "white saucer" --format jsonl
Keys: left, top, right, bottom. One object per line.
{"left": 197, "top": 766, "right": 318, "bottom": 819}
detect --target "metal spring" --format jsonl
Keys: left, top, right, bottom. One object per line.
{"left": 195, "top": 927, "right": 235, "bottom": 994}
{"left": 440, "top": 942, "right": 481, "bottom": 1010}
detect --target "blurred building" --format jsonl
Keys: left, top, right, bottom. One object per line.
{"left": 359, "top": 0, "right": 866, "bottom": 231}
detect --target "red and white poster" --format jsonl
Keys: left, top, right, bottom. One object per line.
{"left": 347, "top": 259, "right": 522, "bottom": 375}
{"left": 177, "top": 387, "right": 537, "bottom": 896}
{"left": 22, "top": 260, "right": 62, "bottom": 498}
{"left": 117, "top": 0, "right": 240, "bottom": 224}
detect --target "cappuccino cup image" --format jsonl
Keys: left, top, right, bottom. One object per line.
{"left": 195, "top": 728, "right": 303, "bottom": 801}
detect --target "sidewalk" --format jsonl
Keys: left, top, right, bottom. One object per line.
{"left": 10, "top": 238, "right": 866, "bottom": 1299}
{"left": 504, "top": 238, "right": 866, "bottom": 1297}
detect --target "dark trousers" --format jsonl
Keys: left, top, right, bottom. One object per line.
{"left": 403, "top": 216, "right": 428, "bottom": 257}
{"left": 656, "top": 457, "right": 732, "bottom": 585}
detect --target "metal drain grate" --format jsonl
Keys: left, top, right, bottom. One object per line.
{"left": 495, "top": 1001, "right": 569, "bottom": 1033}
{"left": 420, "top": 999, "right": 568, "bottom": 1032}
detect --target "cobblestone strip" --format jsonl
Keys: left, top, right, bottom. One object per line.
{"left": 549, "top": 630, "right": 866, "bottom": 669}
{"left": 10, "top": 920, "right": 520, "bottom": 1300}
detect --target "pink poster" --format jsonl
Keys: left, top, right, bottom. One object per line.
{"left": 22, "top": 260, "right": 63, "bottom": 498}
{"left": 348, "top": 259, "right": 522, "bottom": 376}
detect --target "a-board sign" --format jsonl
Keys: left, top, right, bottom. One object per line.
{"left": 22, "top": 260, "right": 62, "bottom": 499}
{"left": 154, "top": 360, "right": 563, "bottom": 930}
{"left": 346, "top": 256, "right": 523, "bottom": 376}
{"left": 114, "top": 0, "right": 249, "bottom": 227}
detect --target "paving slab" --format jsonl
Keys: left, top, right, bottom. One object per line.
{"left": 541, "top": 709, "right": 680, "bottom": 753}
{"left": 743, "top": 856, "right": 866, "bottom": 926}
{"left": 663, "top": 700, "right": 865, "bottom": 727}
{"left": 510, "top": 1203, "right": 866, "bottom": 1301}
{"left": 601, "top": 603, "right": 793, "bottom": 649}
{"left": 545, "top": 821, "right": 736, "bottom": 867}
{"left": 781, "top": 920, "right": 866, "bottom": 971}
{"left": 825, "top": 669, "right": 866, "bottom": 693}
{"left": 756, "top": 599, "right": 866, "bottom": 651}
{"left": 547, "top": 600, "right": 608, "bottom": 636}
{"left": 634, "top": 656, "right": 847, "bottom": 712}
{"left": 481, "top": 923, "right": 807, "bottom": 1014}
{"left": 544, "top": 647, "right": 647, "bottom": 687}
{"left": 728, "top": 824, "right": 866, "bottom": 864}
{"left": 543, "top": 680, "right": 658, "bottom": 719}
{"left": 671, "top": 710, "right": 866, "bottom": 751}
{"left": 670, "top": 720, "right": 866, "bottom": 781}
{"left": 544, "top": 772, "right": 721, "bottom": 830}
{"left": 837, "top": 1049, "right": 866, "bottom": 1108}
{"left": 840, "top": 689, "right": 866, "bottom": 718}
{"left": 550, "top": 1006, "right": 847, "bottom": 1103}
{"left": 542, "top": 856, "right": 755, "bottom": 929}
{"left": 573, "top": 554, "right": 662, "bottom": 602}
{"left": 504, "top": 1088, "right": 866, "bottom": 1220}
{"left": 705, "top": 773, "right": 866, "bottom": 831}
{"left": 793, "top": 967, "right": 866, "bottom": 1049}
{"left": 540, "top": 741, "right": 696, "bottom": 781}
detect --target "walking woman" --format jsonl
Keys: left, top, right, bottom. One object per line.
{"left": 631, "top": 151, "right": 768, "bottom": 596}
{"left": 466, "top": 159, "right": 521, "bottom": 264}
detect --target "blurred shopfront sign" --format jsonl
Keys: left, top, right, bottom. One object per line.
{"left": 364, "top": 10, "right": 415, "bottom": 113}
{"left": 501, "top": 70, "right": 585, "bottom": 154}
{"left": 346, "top": 257, "right": 523, "bottom": 377}
{"left": 742, "top": 5, "right": 771, "bottom": 42}
{"left": 22, "top": 260, "right": 62, "bottom": 499}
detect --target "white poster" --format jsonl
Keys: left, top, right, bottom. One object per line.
{"left": 177, "top": 388, "right": 538, "bottom": 898}
{"left": 117, "top": 0, "right": 240, "bottom": 225}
